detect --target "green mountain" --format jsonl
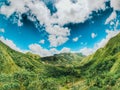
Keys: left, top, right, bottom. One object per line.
{"left": 0, "top": 33, "right": 120, "bottom": 90}
{"left": 41, "top": 53, "right": 84, "bottom": 66}
{"left": 0, "top": 40, "right": 83, "bottom": 90}
{"left": 76, "top": 33, "right": 120, "bottom": 90}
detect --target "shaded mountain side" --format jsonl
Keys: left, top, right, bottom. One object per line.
{"left": 41, "top": 53, "right": 84, "bottom": 66}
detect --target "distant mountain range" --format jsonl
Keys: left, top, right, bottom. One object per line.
{"left": 0, "top": 33, "right": 120, "bottom": 90}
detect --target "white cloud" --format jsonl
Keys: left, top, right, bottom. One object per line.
{"left": 105, "top": 11, "right": 116, "bottom": 24}
{"left": 0, "top": 0, "right": 108, "bottom": 47}
{"left": 91, "top": 33, "right": 97, "bottom": 39}
{"left": 0, "top": 28, "right": 5, "bottom": 33}
{"left": 39, "top": 39, "right": 45, "bottom": 44}
{"left": 96, "top": 30, "right": 120, "bottom": 48}
{"left": 0, "top": 0, "right": 70, "bottom": 47}
{"left": 0, "top": 36, "right": 70, "bottom": 57}
{"left": 29, "top": 44, "right": 52, "bottom": 57}
{"left": 29, "top": 43, "right": 70, "bottom": 57}
{"left": 60, "top": 47, "right": 71, "bottom": 53}
{"left": 111, "top": 0, "right": 120, "bottom": 11}
{"left": 46, "top": 25, "right": 70, "bottom": 36}
{"left": 0, "top": 36, "right": 23, "bottom": 52}
{"left": 46, "top": 25, "right": 70, "bottom": 47}
{"left": 53, "top": 0, "right": 106, "bottom": 25}
{"left": 80, "top": 47, "right": 93, "bottom": 56}
{"left": 73, "top": 37, "right": 79, "bottom": 42}
{"left": 80, "top": 30, "right": 120, "bottom": 56}
{"left": 1, "top": 0, "right": 119, "bottom": 57}
{"left": 105, "top": 0, "right": 120, "bottom": 26}
{"left": 73, "top": 35, "right": 82, "bottom": 42}
{"left": 48, "top": 35, "right": 69, "bottom": 47}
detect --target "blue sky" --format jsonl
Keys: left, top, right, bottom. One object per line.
{"left": 0, "top": 0, "right": 120, "bottom": 57}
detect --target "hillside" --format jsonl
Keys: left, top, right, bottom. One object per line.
{"left": 0, "top": 40, "right": 83, "bottom": 90}
{"left": 0, "top": 41, "right": 20, "bottom": 74}
{"left": 41, "top": 53, "right": 84, "bottom": 66}
{"left": 75, "top": 33, "right": 120, "bottom": 90}
{"left": 0, "top": 33, "right": 120, "bottom": 90}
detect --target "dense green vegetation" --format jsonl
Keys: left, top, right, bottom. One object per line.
{"left": 41, "top": 53, "right": 84, "bottom": 66}
{"left": 1, "top": 33, "right": 120, "bottom": 90}
{"left": 0, "top": 40, "right": 83, "bottom": 90}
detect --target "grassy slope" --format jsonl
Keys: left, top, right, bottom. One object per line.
{"left": 0, "top": 41, "right": 20, "bottom": 74}
{"left": 0, "top": 33, "right": 120, "bottom": 90}
{"left": 72, "top": 33, "right": 120, "bottom": 90}
{"left": 0, "top": 41, "right": 84, "bottom": 90}
{"left": 0, "top": 41, "right": 45, "bottom": 90}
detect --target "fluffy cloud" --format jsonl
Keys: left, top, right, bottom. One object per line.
{"left": 73, "top": 35, "right": 82, "bottom": 42}
{"left": 79, "top": 47, "right": 93, "bottom": 56}
{"left": 91, "top": 33, "right": 97, "bottom": 39}
{"left": 73, "top": 37, "right": 79, "bottom": 42}
{"left": 0, "top": 36, "right": 70, "bottom": 57}
{"left": 48, "top": 35, "right": 69, "bottom": 47}
{"left": 53, "top": 0, "right": 106, "bottom": 25}
{"left": 0, "top": 0, "right": 108, "bottom": 47}
{"left": 105, "top": 0, "right": 120, "bottom": 26}
{"left": 0, "top": 28, "right": 5, "bottom": 33}
{"left": 0, "top": 0, "right": 70, "bottom": 47}
{"left": 46, "top": 25, "right": 70, "bottom": 36}
{"left": 60, "top": 47, "right": 71, "bottom": 53}
{"left": 0, "top": 0, "right": 120, "bottom": 57}
{"left": 95, "top": 30, "right": 120, "bottom": 48}
{"left": 111, "top": 0, "right": 120, "bottom": 11}
{"left": 29, "top": 43, "right": 70, "bottom": 57}
{"left": 80, "top": 30, "right": 120, "bottom": 56}
{"left": 46, "top": 25, "right": 70, "bottom": 47}
{"left": 29, "top": 44, "right": 52, "bottom": 57}
{"left": 105, "top": 11, "right": 116, "bottom": 24}
{"left": 39, "top": 39, "right": 45, "bottom": 44}
{"left": 0, "top": 36, "right": 23, "bottom": 52}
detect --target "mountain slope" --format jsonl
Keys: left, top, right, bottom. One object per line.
{"left": 0, "top": 41, "right": 46, "bottom": 90}
{"left": 0, "top": 40, "right": 84, "bottom": 90}
{"left": 42, "top": 53, "right": 84, "bottom": 66}
{"left": 0, "top": 41, "right": 44, "bottom": 73}
{"left": 0, "top": 41, "right": 20, "bottom": 74}
{"left": 73, "top": 33, "right": 120, "bottom": 90}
